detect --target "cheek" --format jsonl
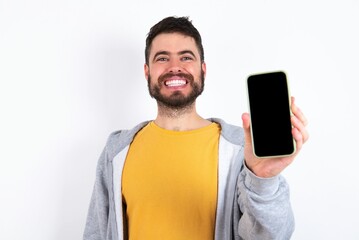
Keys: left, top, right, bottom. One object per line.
{"left": 191, "top": 66, "right": 203, "bottom": 79}
{"left": 148, "top": 67, "right": 162, "bottom": 79}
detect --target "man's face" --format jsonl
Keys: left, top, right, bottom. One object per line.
{"left": 144, "top": 32, "right": 206, "bottom": 109}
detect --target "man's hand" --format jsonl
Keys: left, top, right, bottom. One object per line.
{"left": 242, "top": 97, "right": 309, "bottom": 178}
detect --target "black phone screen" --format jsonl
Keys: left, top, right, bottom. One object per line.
{"left": 247, "top": 71, "right": 295, "bottom": 158}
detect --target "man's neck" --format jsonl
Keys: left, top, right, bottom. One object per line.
{"left": 154, "top": 103, "right": 211, "bottom": 131}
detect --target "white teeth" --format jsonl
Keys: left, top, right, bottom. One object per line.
{"left": 165, "top": 79, "right": 186, "bottom": 87}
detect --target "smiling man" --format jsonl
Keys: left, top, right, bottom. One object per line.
{"left": 84, "top": 16, "right": 309, "bottom": 240}
{"left": 146, "top": 32, "right": 206, "bottom": 119}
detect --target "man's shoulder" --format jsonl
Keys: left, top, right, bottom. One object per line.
{"left": 105, "top": 121, "right": 151, "bottom": 157}
{"left": 209, "top": 118, "right": 245, "bottom": 147}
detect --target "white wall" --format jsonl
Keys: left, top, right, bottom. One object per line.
{"left": 1, "top": 0, "right": 358, "bottom": 239}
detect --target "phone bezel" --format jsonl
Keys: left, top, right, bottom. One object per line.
{"left": 246, "top": 71, "right": 296, "bottom": 158}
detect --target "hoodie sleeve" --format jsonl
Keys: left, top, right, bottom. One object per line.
{"left": 236, "top": 163, "right": 295, "bottom": 240}
{"left": 83, "top": 147, "right": 111, "bottom": 240}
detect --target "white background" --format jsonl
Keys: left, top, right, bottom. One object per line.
{"left": 1, "top": 0, "right": 358, "bottom": 239}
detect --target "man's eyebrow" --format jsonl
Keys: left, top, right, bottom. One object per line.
{"left": 152, "top": 51, "right": 170, "bottom": 62}
{"left": 152, "top": 50, "right": 197, "bottom": 62}
{"left": 178, "top": 50, "right": 196, "bottom": 58}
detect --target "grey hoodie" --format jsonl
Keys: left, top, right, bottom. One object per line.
{"left": 83, "top": 118, "right": 294, "bottom": 240}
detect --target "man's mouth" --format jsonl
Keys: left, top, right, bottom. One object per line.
{"left": 164, "top": 79, "right": 187, "bottom": 87}
{"left": 159, "top": 72, "right": 193, "bottom": 88}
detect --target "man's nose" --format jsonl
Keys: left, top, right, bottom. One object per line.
{"left": 167, "top": 59, "right": 183, "bottom": 73}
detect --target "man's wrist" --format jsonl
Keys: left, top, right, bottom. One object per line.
{"left": 243, "top": 162, "right": 280, "bottom": 196}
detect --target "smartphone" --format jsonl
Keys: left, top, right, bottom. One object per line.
{"left": 246, "top": 71, "right": 295, "bottom": 158}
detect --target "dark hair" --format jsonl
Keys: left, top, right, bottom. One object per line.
{"left": 145, "top": 16, "right": 205, "bottom": 65}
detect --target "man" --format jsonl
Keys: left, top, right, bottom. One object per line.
{"left": 84, "top": 16, "right": 309, "bottom": 240}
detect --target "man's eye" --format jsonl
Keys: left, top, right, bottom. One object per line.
{"left": 182, "top": 56, "right": 193, "bottom": 61}
{"left": 156, "top": 57, "right": 168, "bottom": 62}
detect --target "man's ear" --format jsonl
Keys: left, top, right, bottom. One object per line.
{"left": 144, "top": 63, "right": 149, "bottom": 81}
{"left": 202, "top": 62, "right": 207, "bottom": 78}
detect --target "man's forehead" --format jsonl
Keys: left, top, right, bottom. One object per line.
{"left": 150, "top": 33, "right": 198, "bottom": 53}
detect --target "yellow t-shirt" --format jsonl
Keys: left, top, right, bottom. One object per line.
{"left": 122, "top": 121, "right": 220, "bottom": 240}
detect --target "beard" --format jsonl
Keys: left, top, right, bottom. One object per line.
{"left": 147, "top": 70, "right": 205, "bottom": 110}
